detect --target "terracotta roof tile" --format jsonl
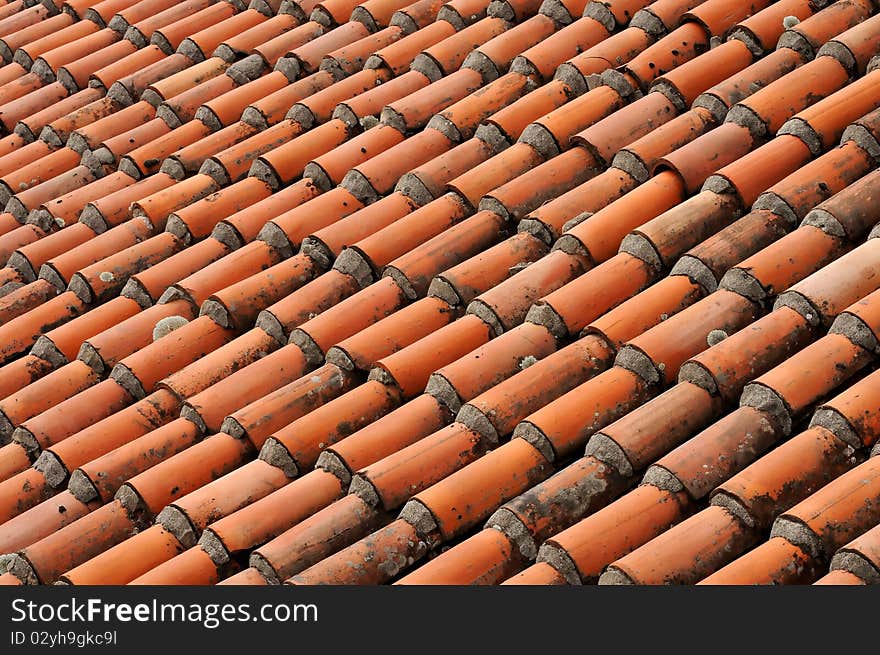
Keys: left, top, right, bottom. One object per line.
{"left": 0, "top": 0, "right": 878, "bottom": 587}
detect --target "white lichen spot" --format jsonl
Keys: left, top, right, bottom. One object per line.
{"left": 658, "top": 362, "right": 666, "bottom": 372}
{"left": 99, "top": 271, "right": 114, "bottom": 283}
{"left": 707, "top": 329, "right": 728, "bottom": 346}
{"left": 152, "top": 315, "right": 189, "bottom": 341}
{"left": 660, "top": 313, "right": 669, "bottom": 321}
{"left": 519, "top": 355, "right": 538, "bottom": 370}
{"left": 54, "top": 217, "right": 65, "bottom": 228}
{"left": 783, "top": 15, "right": 800, "bottom": 29}
{"left": 805, "top": 313, "right": 814, "bottom": 322}
{"left": 310, "top": 375, "right": 322, "bottom": 383}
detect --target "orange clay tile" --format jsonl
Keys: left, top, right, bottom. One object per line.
{"left": 489, "top": 454, "right": 624, "bottom": 558}
{"left": 502, "top": 561, "right": 568, "bottom": 585}
{"left": 118, "top": 430, "right": 254, "bottom": 518}
{"left": 124, "top": 239, "right": 230, "bottom": 306}
{"left": 430, "top": 231, "right": 547, "bottom": 306}
{"left": 291, "top": 69, "right": 390, "bottom": 130}
{"left": 15, "top": 378, "right": 133, "bottom": 458}
{"left": 603, "top": 505, "right": 757, "bottom": 585}
{"left": 41, "top": 219, "right": 152, "bottom": 289}
{"left": 337, "top": 193, "right": 468, "bottom": 279}
{"left": 284, "top": 21, "right": 370, "bottom": 77}
{"left": 255, "top": 270, "right": 358, "bottom": 343}
{"left": 0, "top": 359, "right": 98, "bottom": 440}
{"left": 355, "top": 422, "right": 484, "bottom": 511}
{"left": 8, "top": 499, "right": 135, "bottom": 585}
{"left": 323, "top": 26, "right": 405, "bottom": 78}
{"left": 73, "top": 417, "right": 201, "bottom": 504}
{"left": 43, "top": 389, "right": 179, "bottom": 485}
{"left": 613, "top": 107, "right": 716, "bottom": 182}
{"left": 698, "top": 536, "right": 822, "bottom": 585}
{"left": 382, "top": 68, "right": 484, "bottom": 133}
{"left": 523, "top": 85, "right": 624, "bottom": 156}
{"left": 624, "top": 191, "right": 742, "bottom": 270}
{"left": 712, "top": 425, "right": 856, "bottom": 535}
{"left": 328, "top": 296, "right": 459, "bottom": 371}
{"left": 348, "top": 128, "right": 452, "bottom": 199}
{"left": 252, "top": 119, "right": 348, "bottom": 188}
{"left": 522, "top": 168, "right": 638, "bottom": 240}
{"left": 0, "top": 147, "right": 81, "bottom": 202}
{"left": 681, "top": 306, "right": 816, "bottom": 403}
{"left": 721, "top": 225, "right": 842, "bottom": 306}
{"left": 303, "top": 192, "right": 416, "bottom": 266}
{"left": 778, "top": 236, "right": 880, "bottom": 325}
{"left": 620, "top": 289, "right": 759, "bottom": 385}
{"left": 770, "top": 455, "right": 880, "bottom": 561}
{"left": 814, "top": 569, "right": 865, "bottom": 585}
{"left": 168, "top": 177, "right": 273, "bottom": 242}
{"left": 78, "top": 170, "right": 173, "bottom": 232}
{"left": 746, "top": 333, "right": 872, "bottom": 420}
{"left": 0, "top": 490, "right": 97, "bottom": 556}
{"left": 129, "top": 545, "right": 224, "bottom": 586}
{"left": 812, "top": 368, "right": 880, "bottom": 449}
{"left": 0, "top": 276, "right": 53, "bottom": 324}
{"left": 463, "top": 334, "right": 613, "bottom": 439}
{"left": 216, "top": 14, "right": 300, "bottom": 61}
{"left": 244, "top": 71, "right": 334, "bottom": 128}
{"left": 288, "top": 518, "right": 427, "bottom": 585}
{"left": 398, "top": 138, "right": 494, "bottom": 202}
{"left": 60, "top": 524, "right": 185, "bottom": 586}
{"left": 0, "top": 82, "right": 69, "bottom": 134}
{"left": 804, "top": 168, "right": 880, "bottom": 243}
{"left": 159, "top": 463, "right": 291, "bottom": 548}
{"left": 529, "top": 254, "right": 650, "bottom": 340}
{"left": 587, "top": 380, "right": 720, "bottom": 477}
{"left": 164, "top": 122, "right": 261, "bottom": 179}
{"left": 653, "top": 40, "right": 754, "bottom": 112}
{"left": 0, "top": 292, "right": 85, "bottom": 365}
{"left": 215, "top": 179, "right": 318, "bottom": 246}
{"left": 321, "top": 393, "right": 452, "bottom": 478}
{"left": 306, "top": 123, "right": 405, "bottom": 191}
{"left": 470, "top": 251, "right": 589, "bottom": 335}
{"left": 204, "top": 467, "right": 345, "bottom": 560}
{"left": 224, "top": 363, "right": 355, "bottom": 449}
{"left": 251, "top": 494, "right": 387, "bottom": 581}
{"left": 583, "top": 275, "right": 699, "bottom": 356}
{"left": 385, "top": 209, "right": 504, "bottom": 299}
{"left": 541, "top": 485, "right": 692, "bottom": 584}
{"left": 427, "top": 322, "right": 556, "bottom": 411}
{"left": 446, "top": 141, "right": 546, "bottom": 208}
{"left": 0, "top": 357, "right": 55, "bottom": 403}
{"left": 515, "top": 18, "right": 608, "bottom": 82}
{"left": 730, "top": 0, "right": 815, "bottom": 54}
{"left": 396, "top": 527, "right": 524, "bottom": 584}
{"left": 555, "top": 172, "right": 686, "bottom": 263}
{"left": 416, "top": 17, "right": 507, "bottom": 78}
{"left": 205, "top": 254, "right": 319, "bottom": 330}
{"left": 79, "top": 299, "right": 198, "bottom": 374}
{"left": 731, "top": 57, "right": 850, "bottom": 138}
{"left": 515, "top": 367, "right": 650, "bottom": 462}
{"left": 112, "top": 316, "right": 234, "bottom": 398}
{"left": 821, "top": 11, "right": 880, "bottom": 75}
{"left": 131, "top": 174, "right": 219, "bottom": 232}
{"left": 622, "top": 23, "right": 710, "bottom": 93}
{"left": 71, "top": 233, "right": 183, "bottom": 304}
{"left": 89, "top": 44, "right": 167, "bottom": 91}
{"left": 653, "top": 122, "right": 754, "bottom": 195}
{"left": 831, "top": 523, "right": 880, "bottom": 583}
{"left": 288, "top": 276, "right": 407, "bottom": 363}
{"left": 366, "top": 20, "right": 454, "bottom": 74}
{"left": 268, "top": 380, "right": 400, "bottom": 473}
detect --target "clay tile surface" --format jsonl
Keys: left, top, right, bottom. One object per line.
{"left": 0, "top": 0, "right": 879, "bottom": 588}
